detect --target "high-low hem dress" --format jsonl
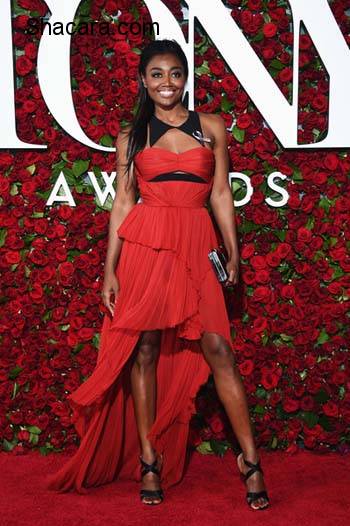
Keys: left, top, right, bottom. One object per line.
{"left": 46, "top": 111, "right": 235, "bottom": 494}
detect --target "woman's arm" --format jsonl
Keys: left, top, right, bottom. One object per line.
{"left": 207, "top": 114, "right": 239, "bottom": 285}
{"left": 104, "top": 127, "right": 137, "bottom": 277}
{"left": 102, "top": 128, "right": 137, "bottom": 315}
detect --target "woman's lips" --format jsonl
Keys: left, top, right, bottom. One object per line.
{"left": 158, "top": 89, "right": 176, "bottom": 98}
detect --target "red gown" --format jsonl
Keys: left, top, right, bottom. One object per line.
{"left": 46, "top": 142, "right": 235, "bottom": 494}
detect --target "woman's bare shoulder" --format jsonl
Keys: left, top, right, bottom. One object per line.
{"left": 197, "top": 111, "right": 226, "bottom": 146}
{"left": 197, "top": 111, "right": 225, "bottom": 128}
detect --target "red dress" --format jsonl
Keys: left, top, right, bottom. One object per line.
{"left": 47, "top": 128, "right": 235, "bottom": 494}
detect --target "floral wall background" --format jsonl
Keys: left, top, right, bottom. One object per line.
{"left": 0, "top": 0, "right": 349, "bottom": 458}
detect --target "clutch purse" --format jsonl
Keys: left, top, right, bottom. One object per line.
{"left": 208, "top": 246, "right": 228, "bottom": 283}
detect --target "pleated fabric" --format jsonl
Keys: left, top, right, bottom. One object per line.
{"left": 46, "top": 143, "right": 235, "bottom": 494}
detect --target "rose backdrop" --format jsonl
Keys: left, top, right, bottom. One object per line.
{"left": 0, "top": 0, "right": 349, "bottom": 458}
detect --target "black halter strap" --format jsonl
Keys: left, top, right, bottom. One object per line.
{"left": 149, "top": 110, "right": 205, "bottom": 147}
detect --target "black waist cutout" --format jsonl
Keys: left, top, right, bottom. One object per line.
{"left": 149, "top": 171, "right": 207, "bottom": 183}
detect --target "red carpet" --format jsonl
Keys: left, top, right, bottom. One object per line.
{"left": 1, "top": 448, "right": 349, "bottom": 526}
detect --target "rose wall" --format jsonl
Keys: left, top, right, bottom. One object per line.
{"left": 0, "top": 0, "right": 349, "bottom": 458}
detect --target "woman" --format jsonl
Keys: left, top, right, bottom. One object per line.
{"left": 47, "top": 39, "right": 270, "bottom": 511}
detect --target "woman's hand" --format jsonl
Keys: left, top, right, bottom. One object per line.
{"left": 102, "top": 272, "right": 120, "bottom": 317}
{"left": 224, "top": 254, "right": 240, "bottom": 288}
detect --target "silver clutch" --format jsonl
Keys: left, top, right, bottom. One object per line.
{"left": 208, "top": 248, "right": 228, "bottom": 283}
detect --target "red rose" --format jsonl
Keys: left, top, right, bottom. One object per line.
{"left": 208, "top": 414, "right": 224, "bottom": 434}
{"left": 5, "top": 251, "right": 21, "bottom": 264}
{"left": 237, "top": 114, "right": 252, "bottom": 129}
{"left": 221, "top": 76, "right": 238, "bottom": 93}
{"left": 283, "top": 398, "right": 300, "bottom": 413}
{"left": 311, "top": 95, "right": 328, "bottom": 112}
{"left": 17, "top": 430, "right": 30, "bottom": 441}
{"left": 263, "top": 22, "right": 277, "bottom": 38}
{"left": 59, "top": 261, "right": 74, "bottom": 278}
{"left": 209, "top": 59, "right": 225, "bottom": 76}
{"left": 322, "top": 401, "right": 339, "bottom": 418}
{"left": 279, "top": 67, "right": 293, "bottom": 83}
{"left": 323, "top": 153, "right": 339, "bottom": 170}
{"left": 16, "top": 56, "right": 34, "bottom": 76}
{"left": 18, "top": 0, "right": 47, "bottom": 15}
{"left": 297, "top": 227, "right": 312, "bottom": 243}
{"left": 239, "top": 359, "right": 254, "bottom": 376}
{"left": 261, "top": 370, "right": 280, "bottom": 390}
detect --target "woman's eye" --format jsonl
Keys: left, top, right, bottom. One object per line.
{"left": 150, "top": 71, "right": 182, "bottom": 78}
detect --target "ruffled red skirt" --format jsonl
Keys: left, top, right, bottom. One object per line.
{"left": 46, "top": 200, "right": 234, "bottom": 494}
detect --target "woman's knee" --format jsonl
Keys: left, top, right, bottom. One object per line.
{"left": 134, "top": 330, "right": 161, "bottom": 368}
{"left": 200, "top": 332, "right": 236, "bottom": 366}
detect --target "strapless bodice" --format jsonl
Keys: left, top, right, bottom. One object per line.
{"left": 134, "top": 146, "right": 215, "bottom": 208}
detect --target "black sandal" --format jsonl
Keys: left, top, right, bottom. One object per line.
{"left": 139, "top": 454, "right": 164, "bottom": 505}
{"left": 237, "top": 452, "right": 270, "bottom": 510}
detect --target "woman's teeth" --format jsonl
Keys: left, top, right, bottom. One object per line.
{"left": 159, "top": 90, "right": 175, "bottom": 98}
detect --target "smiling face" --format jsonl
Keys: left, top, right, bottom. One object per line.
{"left": 141, "top": 53, "right": 187, "bottom": 108}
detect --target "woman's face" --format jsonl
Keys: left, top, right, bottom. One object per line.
{"left": 141, "top": 53, "right": 187, "bottom": 108}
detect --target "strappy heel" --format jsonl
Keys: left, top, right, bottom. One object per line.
{"left": 139, "top": 454, "right": 164, "bottom": 505}
{"left": 237, "top": 452, "right": 270, "bottom": 510}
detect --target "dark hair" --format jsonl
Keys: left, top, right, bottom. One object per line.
{"left": 123, "top": 39, "right": 188, "bottom": 184}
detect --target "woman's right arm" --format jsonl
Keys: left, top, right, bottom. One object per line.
{"left": 102, "top": 127, "right": 136, "bottom": 316}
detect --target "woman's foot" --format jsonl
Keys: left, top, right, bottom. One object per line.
{"left": 237, "top": 452, "right": 270, "bottom": 510}
{"left": 139, "top": 452, "right": 164, "bottom": 505}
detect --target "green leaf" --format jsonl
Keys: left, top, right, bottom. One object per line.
{"left": 100, "top": 134, "right": 114, "bottom": 147}
{"left": 280, "top": 333, "right": 293, "bottom": 342}
{"left": 274, "top": 230, "right": 286, "bottom": 242}
{"left": 251, "top": 31, "right": 264, "bottom": 42}
{"left": 92, "top": 333, "right": 100, "bottom": 349}
{"left": 339, "top": 386, "right": 345, "bottom": 399}
{"left": 10, "top": 184, "right": 19, "bottom": 196}
{"left": 319, "top": 415, "right": 332, "bottom": 431}
{"left": 269, "top": 59, "right": 285, "bottom": 70}
{"left": 195, "top": 62, "right": 210, "bottom": 75}
{"left": 302, "top": 411, "right": 318, "bottom": 428}
{"left": 196, "top": 440, "right": 213, "bottom": 455}
{"left": 0, "top": 228, "right": 7, "bottom": 248}
{"left": 29, "top": 432, "right": 39, "bottom": 445}
{"left": 9, "top": 366, "right": 23, "bottom": 380}
{"left": 232, "top": 126, "right": 245, "bottom": 143}
{"left": 209, "top": 439, "right": 230, "bottom": 457}
{"left": 261, "top": 332, "right": 269, "bottom": 345}
{"left": 254, "top": 404, "right": 265, "bottom": 415}
{"left": 292, "top": 168, "right": 303, "bottom": 182}
{"left": 2, "top": 438, "right": 17, "bottom": 451}
{"left": 305, "top": 216, "right": 315, "bottom": 229}
{"left": 11, "top": 382, "right": 20, "bottom": 399}
{"left": 314, "top": 388, "right": 330, "bottom": 404}
{"left": 316, "top": 328, "right": 329, "bottom": 345}
{"left": 256, "top": 387, "right": 268, "bottom": 399}
{"left": 318, "top": 197, "right": 331, "bottom": 214}
{"left": 26, "top": 425, "right": 42, "bottom": 434}
{"left": 72, "top": 159, "right": 90, "bottom": 177}
{"left": 221, "top": 94, "right": 232, "bottom": 113}
{"left": 270, "top": 435, "right": 278, "bottom": 449}
{"left": 26, "top": 164, "right": 36, "bottom": 174}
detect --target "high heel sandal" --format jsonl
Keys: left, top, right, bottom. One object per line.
{"left": 237, "top": 452, "right": 270, "bottom": 510}
{"left": 139, "top": 454, "right": 164, "bottom": 505}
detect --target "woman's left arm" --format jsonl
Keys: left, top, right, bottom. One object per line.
{"left": 209, "top": 114, "right": 239, "bottom": 286}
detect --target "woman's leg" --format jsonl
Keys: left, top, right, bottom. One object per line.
{"left": 199, "top": 331, "right": 269, "bottom": 509}
{"left": 130, "top": 329, "right": 162, "bottom": 503}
